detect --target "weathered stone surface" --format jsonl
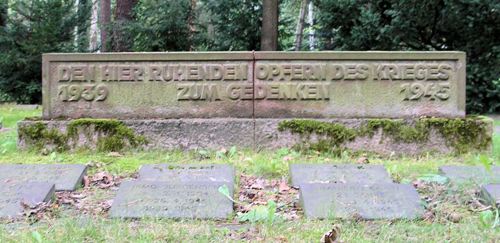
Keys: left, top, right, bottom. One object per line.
{"left": 18, "top": 119, "right": 255, "bottom": 151}
{"left": 254, "top": 117, "right": 492, "bottom": 155}
{"left": 253, "top": 52, "right": 465, "bottom": 118}
{"left": 43, "top": 53, "right": 254, "bottom": 119}
{"left": 0, "top": 164, "right": 87, "bottom": 191}
{"left": 43, "top": 52, "right": 465, "bottom": 119}
{"left": 480, "top": 184, "right": 500, "bottom": 207}
{"left": 18, "top": 117, "right": 493, "bottom": 155}
{"left": 439, "top": 166, "right": 500, "bottom": 184}
{"left": 289, "top": 164, "right": 392, "bottom": 187}
{"left": 299, "top": 183, "right": 424, "bottom": 219}
{"left": 0, "top": 182, "right": 55, "bottom": 219}
{"left": 138, "top": 164, "right": 234, "bottom": 187}
{"left": 109, "top": 181, "right": 233, "bottom": 219}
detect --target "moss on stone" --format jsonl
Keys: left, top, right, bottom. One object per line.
{"left": 278, "top": 119, "right": 357, "bottom": 153}
{"left": 20, "top": 119, "right": 147, "bottom": 152}
{"left": 18, "top": 122, "right": 68, "bottom": 151}
{"left": 278, "top": 117, "right": 492, "bottom": 154}
{"left": 67, "top": 119, "right": 147, "bottom": 152}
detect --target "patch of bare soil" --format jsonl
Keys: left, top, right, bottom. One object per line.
{"left": 236, "top": 174, "right": 301, "bottom": 221}
{"left": 413, "top": 179, "right": 491, "bottom": 223}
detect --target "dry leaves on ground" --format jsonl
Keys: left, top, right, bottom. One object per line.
{"left": 237, "top": 174, "right": 300, "bottom": 221}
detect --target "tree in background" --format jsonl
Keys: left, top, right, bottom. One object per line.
{"left": 313, "top": 0, "right": 500, "bottom": 113}
{"left": 203, "top": 0, "right": 261, "bottom": 51}
{"left": 261, "top": 0, "right": 278, "bottom": 50}
{"left": 0, "top": 0, "right": 88, "bottom": 103}
{"left": 127, "top": 0, "right": 192, "bottom": 51}
{"left": 100, "top": 0, "right": 111, "bottom": 52}
{"left": 0, "top": 0, "right": 6, "bottom": 27}
{"left": 294, "top": 0, "right": 308, "bottom": 51}
{"left": 111, "top": 0, "right": 137, "bottom": 51}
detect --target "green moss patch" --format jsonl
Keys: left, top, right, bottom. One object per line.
{"left": 19, "top": 119, "right": 147, "bottom": 152}
{"left": 18, "top": 122, "right": 68, "bottom": 152}
{"left": 278, "top": 117, "right": 492, "bottom": 154}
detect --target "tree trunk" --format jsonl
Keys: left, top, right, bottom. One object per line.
{"left": 261, "top": 0, "right": 279, "bottom": 51}
{"left": 0, "top": 0, "right": 7, "bottom": 27}
{"left": 89, "top": 0, "right": 99, "bottom": 51}
{"left": 307, "top": 1, "right": 315, "bottom": 51}
{"left": 294, "top": 0, "right": 308, "bottom": 51}
{"left": 100, "top": 0, "right": 111, "bottom": 52}
{"left": 188, "top": 0, "right": 196, "bottom": 51}
{"left": 112, "top": 0, "right": 137, "bottom": 52}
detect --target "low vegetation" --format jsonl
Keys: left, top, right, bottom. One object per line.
{"left": 0, "top": 104, "right": 499, "bottom": 242}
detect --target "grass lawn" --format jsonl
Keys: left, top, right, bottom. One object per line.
{"left": 0, "top": 104, "right": 499, "bottom": 242}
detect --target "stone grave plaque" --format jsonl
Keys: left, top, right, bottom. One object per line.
{"left": 254, "top": 52, "right": 465, "bottom": 118}
{"left": 289, "top": 164, "right": 393, "bottom": 187}
{"left": 43, "top": 53, "right": 254, "bottom": 119}
{"left": 0, "top": 164, "right": 87, "bottom": 191}
{"left": 138, "top": 164, "right": 234, "bottom": 186}
{"left": 299, "top": 183, "right": 424, "bottom": 219}
{"left": 0, "top": 182, "right": 55, "bottom": 219}
{"left": 109, "top": 181, "right": 233, "bottom": 219}
{"left": 439, "top": 165, "right": 500, "bottom": 184}
{"left": 480, "top": 184, "right": 500, "bottom": 207}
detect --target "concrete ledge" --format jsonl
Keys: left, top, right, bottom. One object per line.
{"left": 18, "top": 117, "right": 493, "bottom": 156}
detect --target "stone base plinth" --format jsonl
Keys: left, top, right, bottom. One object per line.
{"left": 18, "top": 117, "right": 493, "bottom": 156}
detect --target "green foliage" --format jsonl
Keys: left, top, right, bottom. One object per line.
{"left": 313, "top": 0, "right": 500, "bottom": 113}
{"left": 237, "top": 200, "right": 280, "bottom": 224}
{"left": 128, "top": 0, "right": 192, "bottom": 51}
{"left": 0, "top": 0, "right": 90, "bottom": 104}
{"left": 479, "top": 209, "right": 499, "bottom": 229}
{"left": 202, "top": 0, "right": 262, "bottom": 50}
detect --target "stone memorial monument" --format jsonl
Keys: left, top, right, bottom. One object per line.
{"left": 17, "top": 52, "right": 492, "bottom": 155}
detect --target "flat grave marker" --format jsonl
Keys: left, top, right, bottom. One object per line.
{"left": 480, "top": 184, "right": 500, "bottom": 207}
{"left": 439, "top": 165, "right": 500, "bottom": 184}
{"left": 289, "top": 164, "right": 393, "bottom": 188}
{"left": 0, "top": 164, "right": 87, "bottom": 191}
{"left": 0, "top": 182, "right": 55, "bottom": 219}
{"left": 109, "top": 181, "right": 233, "bottom": 219}
{"left": 138, "top": 164, "right": 234, "bottom": 187}
{"left": 299, "top": 183, "right": 424, "bottom": 219}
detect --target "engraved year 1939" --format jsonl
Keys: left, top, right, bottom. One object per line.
{"left": 58, "top": 84, "right": 109, "bottom": 102}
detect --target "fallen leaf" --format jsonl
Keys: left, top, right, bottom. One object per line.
{"left": 278, "top": 180, "right": 290, "bottom": 193}
{"left": 320, "top": 225, "right": 341, "bottom": 243}
{"left": 356, "top": 156, "right": 369, "bottom": 164}
{"left": 106, "top": 152, "right": 123, "bottom": 157}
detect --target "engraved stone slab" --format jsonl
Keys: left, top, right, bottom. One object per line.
{"left": 480, "top": 184, "right": 500, "bottom": 207}
{"left": 299, "top": 183, "right": 424, "bottom": 219}
{"left": 439, "top": 165, "right": 500, "bottom": 184}
{"left": 138, "top": 164, "right": 234, "bottom": 187}
{"left": 109, "top": 181, "right": 233, "bottom": 219}
{"left": 289, "top": 164, "right": 393, "bottom": 188}
{"left": 43, "top": 52, "right": 465, "bottom": 119}
{"left": 43, "top": 53, "right": 254, "bottom": 119}
{"left": 0, "top": 164, "right": 87, "bottom": 191}
{"left": 0, "top": 182, "right": 55, "bottom": 219}
{"left": 254, "top": 52, "right": 465, "bottom": 118}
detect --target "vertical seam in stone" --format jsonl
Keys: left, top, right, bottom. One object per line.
{"left": 252, "top": 50, "right": 256, "bottom": 150}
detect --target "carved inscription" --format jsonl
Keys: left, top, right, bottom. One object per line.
{"left": 53, "top": 61, "right": 456, "bottom": 102}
